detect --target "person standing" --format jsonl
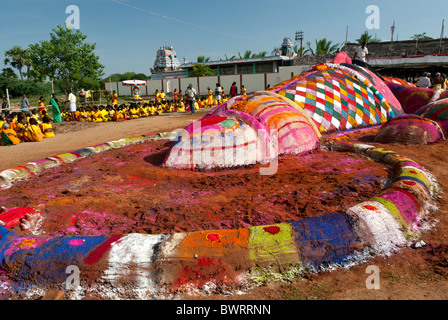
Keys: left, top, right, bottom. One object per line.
{"left": 67, "top": 90, "right": 77, "bottom": 121}
{"left": 2, "top": 98, "right": 8, "bottom": 111}
{"left": 215, "top": 83, "right": 222, "bottom": 104}
{"left": 417, "top": 72, "right": 431, "bottom": 89}
{"left": 241, "top": 85, "right": 247, "bottom": 96}
{"left": 49, "top": 93, "right": 63, "bottom": 123}
{"left": 432, "top": 72, "right": 444, "bottom": 90}
{"left": 185, "top": 83, "right": 197, "bottom": 114}
{"left": 230, "top": 82, "right": 238, "bottom": 98}
{"left": 20, "top": 94, "right": 30, "bottom": 112}
{"left": 111, "top": 90, "right": 118, "bottom": 107}
{"left": 353, "top": 42, "right": 369, "bottom": 63}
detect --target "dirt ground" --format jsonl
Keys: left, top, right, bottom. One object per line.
{"left": 1, "top": 107, "right": 448, "bottom": 300}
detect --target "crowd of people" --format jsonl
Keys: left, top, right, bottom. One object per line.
{"left": 0, "top": 82, "right": 247, "bottom": 147}
{"left": 0, "top": 106, "right": 55, "bottom": 146}
{"left": 414, "top": 72, "right": 448, "bottom": 90}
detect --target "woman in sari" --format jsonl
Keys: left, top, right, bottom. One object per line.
{"left": 49, "top": 94, "right": 63, "bottom": 123}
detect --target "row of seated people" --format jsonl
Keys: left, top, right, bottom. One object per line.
{"left": 61, "top": 97, "right": 228, "bottom": 122}
{"left": 0, "top": 110, "right": 54, "bottom": 146}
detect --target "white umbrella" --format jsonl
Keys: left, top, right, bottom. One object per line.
{"left": 122, "top": 80, "right": 147, "bottom": 87}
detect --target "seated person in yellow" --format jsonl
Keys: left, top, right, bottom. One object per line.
{"left": 85, "top": 107, "right": 94, "bottom": 122}
{"left": 194, "top": 101, "right": 200, "bottom": 110}
{"left": 113, "top": 106, "right": 125, "bottom": 121}
{"left": 15, "top": 115, "right": 28, "bottom": 140}
{"left": 156, "top": 102, "right": 164, "bottom": 114}
{"left": 139, "top": 103, "right": 149, "bottom": 117}
{"left": 111, "top": 90, "right": 118, "bottom": 106}
{"left": 129, "top": 104, "right": 140, "bottom": 119}
{"left": 38, "top": 96, "right": 46, "bottom": 118}
{"left": 107, "top": 105, "right": 116, "bottom": 120}
{"left": 92, "top": 106, "right": 106, "bottom": 122}
{"left": 77, "top": 107, "right": 88, "bottom": 122}
{"left": 1, "top": 122, "right": 21, "bottom": 146}
{"left": 148, "top": 102, "right": 157, "bottom": 116}
{"left": 167, "top": 101, "right": 175, "bottom": 113}
{"left": 161, "top": 100, "right": 170, "bottom": 113}
{"left": 176, "top": 100, "right": 186, "bottom": 112}
{"left": 99, "top": 105, "right": 109, "bottom": 122}
{"left": 31, "top": 109, "right": 42, "bottom": 124}
{"left": 24, "top": 118, "right": 44, "bottom": 142}
{"left": 39, "top": 116, "right": 54, "bottom": 138}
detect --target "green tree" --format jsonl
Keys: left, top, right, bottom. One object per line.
{"left": 238, "top": 50, "right": 253, "bottom": 59}
{"left": 189, "top": 63, "right": 215, "bottom": 77}
{"left": 28, "top": 24, "right": 104, "bottom": 92}
{"left": 4, "top": 46, "right": 29, "bottom": 80}
{"left": 306, "top": 38, "right": 340, "bottom": 55}
{"left": 0, "top": 67, "right": 18, "bottom": 79}
{"left": 197, "top": 56, "right": 211, "bottom": 63}
{"left": 356, "top": 32, "right": 381, "bottom": 44}
{"left": 293, "top": 44, "right": 310, "bottom": 57}
{"left": 411, "top": 32, "right": 433, "bottom": 40}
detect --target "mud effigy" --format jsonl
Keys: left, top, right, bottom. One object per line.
{"left": 0, "top": 55, "right": 442, "bottom": 299}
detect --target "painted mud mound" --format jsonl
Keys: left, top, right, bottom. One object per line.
{"left": 164, "top": 91, "right": 321, "bottom": 170}
{"left": 386, "top": 82, "right": 448, "bottom": 114}
{"left": 375, "top": 114, "right": 446, "bottom": 145}
{"left": 269, "top": 62, "right": 402, "bottom": 133}
{"left": 1, "top": 139, "right": 390, "bottom": 236}
{"left": 414, "top": 98, "right": 448, "bottom": 134}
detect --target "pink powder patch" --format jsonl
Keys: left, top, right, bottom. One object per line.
{"left": 69, "top": 239, "right": 84, "bottom": 246}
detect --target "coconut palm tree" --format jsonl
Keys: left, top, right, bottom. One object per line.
{"left": 356, "top": 32, "right": 381, "bottom": 44}
{"left": 306, "top": 38, "right": 340, "bottom": 55}
{"left": 293, "top": 44, "right": 310, "bottom": 57}
{"left": 238, "top": 50, "right": 253, "bottom": 59}
{"left": 196, "top": 56, "right": 211, "bottom": 63}
{"left": 4, "top": 45, "right": 28, "bottom": 80}
{"left": 224, "top": 54, "right": 236, "bottom": 60}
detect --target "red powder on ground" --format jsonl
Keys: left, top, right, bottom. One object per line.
{"left": 1, "top": 139, "right": 390, "bottom": 235}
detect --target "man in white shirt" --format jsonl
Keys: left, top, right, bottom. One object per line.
{"left": 417, "top": 72, "right": 431, "bottom": 89}
{"left": 67, "top": 90, "right": 77, "bottom": 121}
{"left": 185, "top": 83, "right": 197, "bottom": 114}
{"left": 353, "top": 42, "right": 369, "bottom": 62}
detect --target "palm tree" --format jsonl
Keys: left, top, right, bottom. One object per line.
{"left": 196, "top": 56, "right": 211, "bottom": 63}
{"left": 4, "top": 45, "right": 28, "bottom": 80}
{"left": 307, "top": 38, "right": 340, "bottom": 55}
{"left": 224, "top": 54, "right": 236, "bottom": 60}
{"left": 23, "top": 49, "right": 33, "bottom": 80}
{"left": 356, "top": 32, "right": 381, "bottom": 44}
{"left": 253, "top": 51, "right": 267, "bottom": 58}
{"left": 238, "top": 50, "right": 253, "bottom": 59}
{"left": 293, "top": 44, "right": 310, "bottom": 57}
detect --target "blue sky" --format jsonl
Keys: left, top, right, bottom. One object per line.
{"left": 1, "top": 0, "right": 448, "bottom": 77}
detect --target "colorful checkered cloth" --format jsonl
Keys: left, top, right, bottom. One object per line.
{"left": 270, "top": 64, "right": 402, "bottom": 133}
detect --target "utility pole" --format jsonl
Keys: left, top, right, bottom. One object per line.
{"left": 345, "top": 25, "right": 349, "bottom": 52}
{"left": 440, "top": 19, "right": 445, "bottom": 54}
{"left": 295, "top": 30, "right": 304, "bottom": 57}
{"left": 391, "top": 21, "right": 396, "bottom": 43}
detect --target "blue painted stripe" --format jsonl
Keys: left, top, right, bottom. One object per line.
{"left": 292, "top": 212, "right": 362, "bottom": 270}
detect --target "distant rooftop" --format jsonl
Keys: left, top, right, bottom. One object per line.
{"left": 180, "top": 55, "right": 293, "bottom": 68}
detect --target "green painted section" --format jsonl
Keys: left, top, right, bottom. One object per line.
{"left": 248, "top": 223, "right": 300, "bottom": 266}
